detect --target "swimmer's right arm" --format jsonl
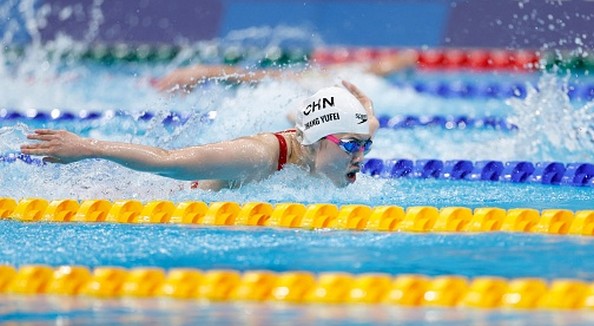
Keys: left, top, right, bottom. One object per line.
{"left": 341, "top": 80, "right": 379, "bottom": 137}
{"left": 21, "top": 129, "right": 277, "bottom": 181}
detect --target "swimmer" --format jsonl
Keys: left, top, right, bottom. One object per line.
{"left": 154, "top": 50, "right": 418, "bottom": 92}
{"left": 21, "top": 80, "right": 378, "bottom": 191}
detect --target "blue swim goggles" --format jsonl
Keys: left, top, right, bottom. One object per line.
{"left": 325, "top": 135, "right": 373, "bottom": 155}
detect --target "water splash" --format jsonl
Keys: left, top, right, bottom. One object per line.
{"left": 507, "top": 73, "right": 594, "bottom": 162}
{"left": 0, "top": 123, "right": 30, "bottom": 152}
{"left": 372, "top": 73, "right": 594, "bottom": 163}
{"left": 1, "top": 0, "right": 102, "bottom": 77}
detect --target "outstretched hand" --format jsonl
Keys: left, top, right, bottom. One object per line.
{"left": 20, "top": 129, "right": 92, "bottom": 164}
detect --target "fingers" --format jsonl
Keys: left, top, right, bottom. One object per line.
{"left": 21, "top": 143, "right": 51, "bottom": 150}
{"left": 27, "top": 133, "right": 56, "bottom": 141}
{"left": 21, "top": 131, "right": 57, "bottom": 153}
{"left": 342, "top": 80, "right": 374, "bottom": 112}
{"left": 341, "top": 80, "right": 358, "bottom": 92}
{"left": 21, "top": 147, "right": 67, "bottom": 164}
{"left": 342, "top": 80, "right": 367, "bottom": 96}
{"left": 27, "top": 129, "right": 69, "bottom": 139}
{"left": 21, "top": 140, "right": 53, "bottom": 150}
{"left": 20, "top": 146, "right": 51, "bottom": 155}
{"left": 32, "top": 129, "right": 57, "bottom": 135}
{"left": 342, "top": 80, "right": 366, "bottom": 101}
{"left": 42, "top": 157, "right": 63, "bottom": 164}
{"left": 27, "top": 129, "right": 61, "bottom": 141}
{"left": 21, "top": 129, "right": 68, "bottom": 164}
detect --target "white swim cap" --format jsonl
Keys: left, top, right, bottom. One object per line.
{"left": 295, "top": 86, "right": 370, "bottom": 145}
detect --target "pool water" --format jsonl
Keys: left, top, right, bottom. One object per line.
{"left": 1, "top": 221, "right": 594, "bottom": 280}
{"left": 1, "top": 39, "right": 594, "bottom": 324}
{"left": 3, "top": 297, "right": 594, "bottom": 325}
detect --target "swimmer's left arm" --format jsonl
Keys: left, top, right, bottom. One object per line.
{"left": 155, "top": 64, "right": 292, "bottom": 92}
{"left": 364, "top": 50, "right": 418, "bottom": 76}
{"left": 155, "top": 65, "right": 245, "bottom": 92}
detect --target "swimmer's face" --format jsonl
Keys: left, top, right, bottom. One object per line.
{"left": 312, "top": 133, "right": 371, "bottom": 187}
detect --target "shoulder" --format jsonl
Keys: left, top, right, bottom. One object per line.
{"left": 226, "top": 133, "right": 284, "bottom": 163}
{"left": 231, "top": 130, "right": 301, "bottom": 159}
{"left": 244, "top": 130, "right": 297, "bottom": 144}
{"left": 242, "top": 132, "right": 281, "bottom": 146}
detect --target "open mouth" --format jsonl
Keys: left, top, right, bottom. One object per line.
{"left": 346, "top": 170, "right": 358, "bottom": 183}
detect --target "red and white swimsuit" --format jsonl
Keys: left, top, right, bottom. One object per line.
{"left": 272, "top": 129, "right": 296, "bottom": 171}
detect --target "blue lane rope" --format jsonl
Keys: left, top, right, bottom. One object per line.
{"left": 1, "top": 109, "right": 515, "bottom": 131}
{"left": 361, "top": 158, "right": 594, "bottom": 187}
{"left": 0, "top": 109, "right": 197, "bottom": 125}
{"left": 377, "top": 115, "right": 517, "bottom": 131}
{"left": 392, "top": 80, "right": 594, "bottom": 101}
{"left": 3, "top": 152, "right": 593, "bottom": 188}
{"left": 0, "top": 153, "right": 45, "bottom": 165}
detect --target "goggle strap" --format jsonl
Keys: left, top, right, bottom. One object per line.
{"left": 326, "top": 135, "right": 372, "bottom": 154}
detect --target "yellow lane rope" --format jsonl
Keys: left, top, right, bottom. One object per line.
{"left": 1, "top": 197, "right": 593, "bottom": 235}
{"left": 0, "top": 264, "right": 592, "bottom": 310}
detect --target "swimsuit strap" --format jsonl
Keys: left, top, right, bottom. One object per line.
{"left": 273, "top": 132, "right": 288, "bottom": 171}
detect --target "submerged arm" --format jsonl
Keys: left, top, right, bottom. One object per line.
{"left": 21, "top": 130, "right": 277, "bottom": 181}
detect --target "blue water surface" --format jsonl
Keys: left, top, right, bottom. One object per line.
{"left": 1, "top": 220, "right": 593, "bottom": 281}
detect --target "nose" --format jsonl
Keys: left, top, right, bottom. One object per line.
{"left": 351, "top": 151, "right": 365, "bottom": 164}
